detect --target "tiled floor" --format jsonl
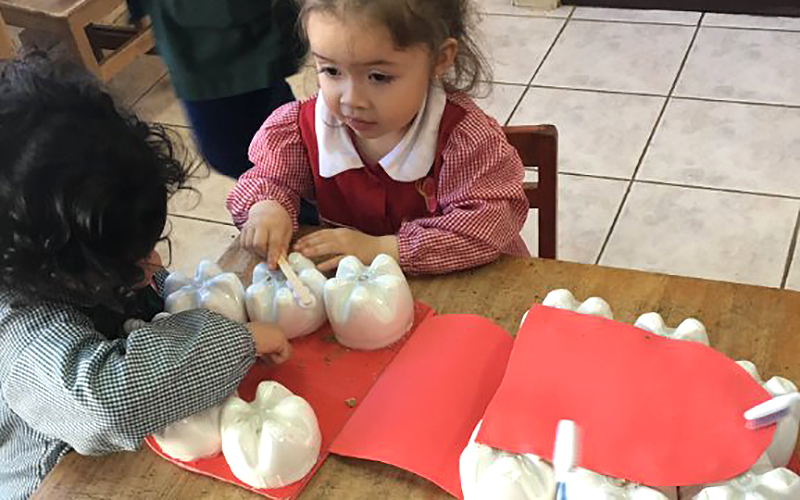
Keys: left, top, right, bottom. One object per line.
{"left": 103, "top": 2, "right": 800, "bottom": 290}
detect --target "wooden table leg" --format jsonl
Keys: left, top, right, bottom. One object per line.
{"left": 0, "top": 11, "right": 14, "bottom": 59}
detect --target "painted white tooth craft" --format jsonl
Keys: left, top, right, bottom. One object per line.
{"left": 459, "top": 423, "right": 676, "bottom": 500}
{"left": 565, "top": 468, "right": 676, "bottom": 500}
{"left": 246, "top": 253, "right": 327, "bottom": 339}
{"left": 686, "top": 466, "right": 800, "bottom": 499}
{"left": 634, "top": 313, "right": 710, "bottom": 346}
{"left": 164, "top": 260, "right": 248, "bottom": 323}
{"left": 460, "top": 422, "right": 555, "bottom": 500}
{"left": 541, "top": 289, "right": 614, "bottom": 320}
{"left": 221, "top": 381, "right": 321, "bottom": 489}
{"left": 735, "top": 361, "right": 800, "bottom": 468}
{"left": 323, "top": 254, "right": 414, "bottom": 350}
{"left": 153, "top": 404, "right": 223, "bottom": 462}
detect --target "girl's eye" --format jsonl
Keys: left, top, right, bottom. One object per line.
{"left": 369, "top": 73, "right": 394, "bottom": 84}
{"left": 318, "top": 66, "right": 341, "bottom": 78}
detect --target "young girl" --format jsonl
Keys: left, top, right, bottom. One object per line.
{"left": 0, "top": 55, "right": 290, "bottom": 500}
{"left": 226, "top": 0, "right": 529, "bottom": 274}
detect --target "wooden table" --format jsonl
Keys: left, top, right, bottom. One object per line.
{"left": 33, "top": 246, "right": 800, "bottom": 499}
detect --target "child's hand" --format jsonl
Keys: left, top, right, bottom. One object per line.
{"left": 241, "top": 200, "right": 293, "bottom": 269}
{"left": 294, "top": 229, "right": 399, "bottom": 272}
{"left": 246, "top": 322, "right": 292, "bottom": 364}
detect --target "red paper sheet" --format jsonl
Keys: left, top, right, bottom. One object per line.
{"left": 477, "top": 305, "right": 775, "bottom": 487}
{"left": 330, "top": 314, "right": 514, "bottom": 498}
{"left": 147, "top": 301, "right": 434, "bottom": 499}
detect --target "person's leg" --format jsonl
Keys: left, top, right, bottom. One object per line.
{"left": 183, "top": 81, "right": 318, "bottom": 224}
{"left": 183, "top": 84, "right": 290, "bottom": 178}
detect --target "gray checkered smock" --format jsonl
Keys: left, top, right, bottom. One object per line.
{"left": 0, "top": 272, "right": 255, "bottom": 499}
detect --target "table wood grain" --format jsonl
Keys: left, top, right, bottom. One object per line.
{"left": 32, "top": 244, "right": 800, "bottom": 499}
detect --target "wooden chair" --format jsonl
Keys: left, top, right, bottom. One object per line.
{"left": 0, "top": 0, "right": 154, "bottom": 81}
{"left": 503, "top": 125, "right": 558, "bottom": 259}
{"left": 0, "top": 10, "right": 13, "bottom": 59}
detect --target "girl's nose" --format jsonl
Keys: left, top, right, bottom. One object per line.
{"left": 341, "top": 80, "right": 368, "bottom": 110}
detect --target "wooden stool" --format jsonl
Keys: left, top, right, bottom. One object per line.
{"left": 0, "top": 10, "right": 13, "bottom": 59}
{"left": 0, "top": 0, "right": 154, "bottom": 80}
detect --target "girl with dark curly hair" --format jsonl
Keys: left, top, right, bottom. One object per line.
{"left": 0, "top": 55, "right": 291, "bottom": 499}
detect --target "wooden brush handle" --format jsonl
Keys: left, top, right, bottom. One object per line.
{"left": 277, "top": 256, "right": 314, "bottom": 305}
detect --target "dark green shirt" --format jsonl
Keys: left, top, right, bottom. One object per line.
{"left": 129, "top": 0, "right": 307, "bottom": 101}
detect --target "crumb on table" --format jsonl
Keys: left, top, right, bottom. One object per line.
{"left": 345, "top": 398, "right": 357, "bottom": 408}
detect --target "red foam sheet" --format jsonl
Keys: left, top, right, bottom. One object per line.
{"left": 147, "top": 302, "right": 434, "bottom": 499}
{"left": 477, "top": 305, "right": 775, "bottom": 487}
{"left": 330, "top": 314, "right": 514, "bottom": 498}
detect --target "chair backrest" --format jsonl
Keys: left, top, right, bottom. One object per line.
{"left": 0, "top": 12, "right": 13, "bottom": 59}
{"left": 503, "top": 125, "right": 558, "bottom": 259}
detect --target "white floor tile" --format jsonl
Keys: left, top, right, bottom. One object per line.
{"left": 521, "top": 174, "right": 628, "bottom": 263}
{"left": 534, "top": 20, "right": 694, "bottom": 94}
{"left": 158, "top": 217, "right": 239, "bottom": 278}
{"left": 478, "top": 0, "right": 574, "bottom": 17}
{"left": 675, "top": 28, "right": 800, "bottom": 106}
{"left": 478, "top": 15, "right": 566, "bottom": 84}
{"left": 474, "top": 83, "right": 526, "bottom": 125}
{"left": 703, "top": 13, "right": 800, "bottom": 31}
{"left": 639, "top": 98, "right": 800, "bottom": 197}
{"left": 133, "top": 75, "right": 189, "bottom": 127}
{"left": 572, "top": 7, "right": 701, "bottom": 25}
{"left": 510, "top": 87, "right": 664, "bottom": 177}
{"left": 106, "top": 55, "right": 167, "bottom": 108}
{"left": 601, "top": 183, "right": 799, "bottom": 287}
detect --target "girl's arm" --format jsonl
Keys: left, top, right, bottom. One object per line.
{"left": 226, "top": 101, "right": 314, "bottom": 230}
{"left": 3, "top": 306, "right": 255, "bottom": 455}
{"left": 396, "top": 113, "right": 529, "bottom": 275}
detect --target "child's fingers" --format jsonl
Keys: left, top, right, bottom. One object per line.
{"left": 296, "top": 231, "right": 341, "bottom": 258}
{"left": 269, "top": 341, "right": 292, "bottom": 364}
{"left": 267, "top": 228, "right": 289, "bottom": 270}
{"left": 317, "top": 255, "right": 344, "bottom": 272}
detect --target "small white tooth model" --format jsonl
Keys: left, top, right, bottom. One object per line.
{"left": 323, "top": 254, "right": 414, "bottom": 350}
{"left": 735, "top": 361, "right": 800, "bottom": 468}
{"left": 634, "top": 313, "right": 709, "bottom": 346}
{"left": 461, "top": 289, "right": 798, "bottom": 500}
{"left": 460, "top": 422, "right": 674, "bottom": 500}
{"left": 460, "top": 422, "right": 556, "bottom": 500}
{"left": 684, "top": 465, "right": 800, "bottom": 499}
{"left": 221, "top": 381, "right": 321, "bottom": 489}
{"left": 164, "top": 260, "right": 248, "bottom": 323}
{"left": 246, "top": 253, "right": 327, "bottom": 339}
{"left": 541, "top": 289, "right": 614, "bottom": 320}
{"left": 153, "top": 404, "right": 224, "bottom": 462}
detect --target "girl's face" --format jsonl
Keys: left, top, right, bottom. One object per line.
{"left": 307, "top": 12, "right": 452, "bottom": 144}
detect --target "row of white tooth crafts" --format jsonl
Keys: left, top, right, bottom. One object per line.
{"left": 160, "top": 253, "right": 415, "bottom": 350}
{"left": 460, "top": 289, "right": 800, "bottom": 500}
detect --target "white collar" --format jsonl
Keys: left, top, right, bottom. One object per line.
{"left": 315, "top": 84, "right": 447, "bottom": 182}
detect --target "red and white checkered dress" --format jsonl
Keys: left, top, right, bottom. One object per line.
{"left": 226, "top": 92, "right": 529, "bottom": 275}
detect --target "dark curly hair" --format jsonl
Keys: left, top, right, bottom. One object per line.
{"left": 0, "top": 53, "right": 190, "bottom": 311}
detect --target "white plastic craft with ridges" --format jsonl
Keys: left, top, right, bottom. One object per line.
{"left": 541, "top": 289, "right": 613, "bottom": 320}
{"left": 164, "top": 260, "right": 247, "bottom": 323}
{"left": 221, "top": 381, "right": 321, "bottom": 489}
{"left": 460, "top": 289, "right": 798, "bottom": 500}
{"left": 684, "top": 465, "right": 800, "bottom": 499}
{"left": 634, "top": 313, "right": 709, "bottom": 346}
{"left": 246, "top": 253, "right": 327, "bottom": 339}
{"left": 323, "top": 254, "right": 414, "bottom": 350}
{"left": 153, "top": 404, "right": 223, "bottom": 462}
{"left": 735, "top": 360, "right": 799, "bottom": 468}
{"left": 460, "top": 422, "right": 555, "bottom": 500}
